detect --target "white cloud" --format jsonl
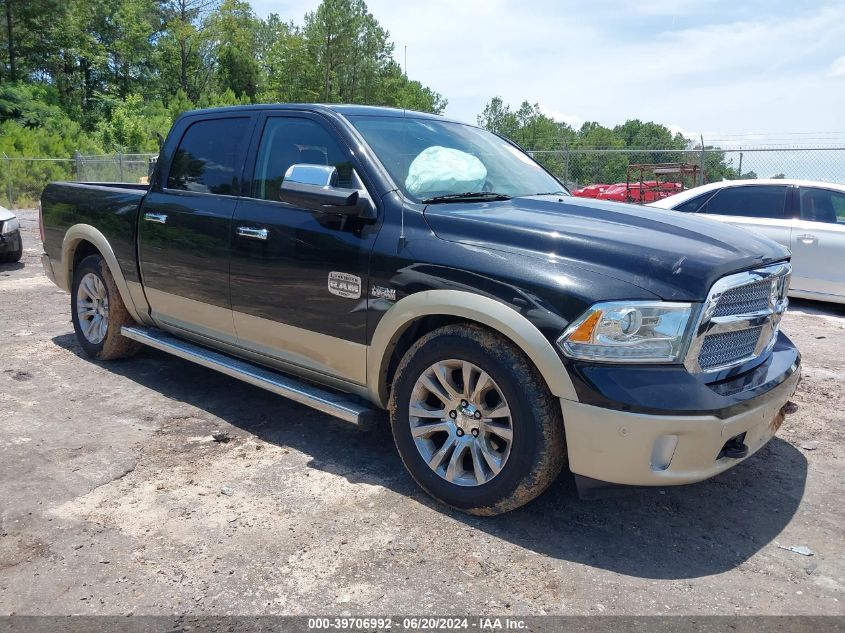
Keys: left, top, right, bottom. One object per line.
{"left": 590, "top": 0, "right": 718, "bottom": 16}
{"left": 538, "top": 105, "right": 583, "bottom": 129}
{"left": 249, "top": 1, "right": 845, "bottom": 136}
{"left": 666, "top": 124, "right": 696, "bottom": 140}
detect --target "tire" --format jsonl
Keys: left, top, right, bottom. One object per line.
{"left": 71, "top": 254, "right": 141, "bottom": 360}
{"left": 389, "top": 323, "right": 566, "bottom": 515}
{"left": 0, "top": 230, "right": 22, "bottom": 263}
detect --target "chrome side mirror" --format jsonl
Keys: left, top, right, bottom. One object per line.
{"left": 284, "top": 164, "right": 338, "bottom": 188}
{"left": 280, "top": 163, "right": 370, "bottom": 217}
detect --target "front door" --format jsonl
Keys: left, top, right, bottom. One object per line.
{"left": 791, "top": 186, "right": 845, "bottom": 300}
{"left": 229, "top": 112, "right": 381, "bottom": 385}
{"left": 139, "top": 114, "right": 254, "bottom": 341}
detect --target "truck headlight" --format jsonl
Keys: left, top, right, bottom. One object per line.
{"left": 557, "top": 301, "right": 694, "bottom": 363}
{"left": 1, "top": 217, "right": 19, "bottom": 234}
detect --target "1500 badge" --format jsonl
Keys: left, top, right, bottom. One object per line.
{"left": 327, "top": 271, "right": 361, "bottom": 299}
{"left": 371, "top": 285, "right": 396, "bottom": 301}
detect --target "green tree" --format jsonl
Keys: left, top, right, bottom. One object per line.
{"left": 158, "top": 0, "right": 220, "bottom": 101}
{"left": 477, "top": 97, "right": 518, "bottom": 137}
{"left": 205, "top": 0, "right": 261, "bottom": 100}
{"left": 98, "top": 94, "right": 171, "bottom": 151}
{"left": 477, "top": 97, "right": 574, "bottom": 180}
{"left": 259, "top": 18, "right": 321, "bottom": 103}
{"left": 570, "top": 122, "right": 627, "bottom": 185}
{"left": 612, "top": 119, "right": 687, "bottom": 166}
{"left": 110, "top": 0, "right": 162, "bottom": 99}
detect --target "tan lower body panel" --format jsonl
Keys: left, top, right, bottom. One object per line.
{"left": 560, "top": 371, "right": 798, "bottom": 486}
{"left": 126, "top": 281, "right": 153, "bottom": 325}
{"left": 233, "top": 311, "right": 366, "bottom": 385}
{"left": 145, "top": 287, "right": 367, "bottom": 388}
{"left": 145, "top": 287, "right": 236, "bottom": 339}
{"left": 148, "top": 323, "right": 371, "bottom": 402}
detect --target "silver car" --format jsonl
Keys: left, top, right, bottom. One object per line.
{"left": 0, "top": 206, "right": 22, "bottom": 263}
{"left": 651, "top": 179, "right": 845, "bottom": 304}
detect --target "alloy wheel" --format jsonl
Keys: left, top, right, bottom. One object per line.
{"left": 76, "top": 272, "right": 110, "bottom": 345}
{"left": 408, "top": 359, "right": 514, "bottom": 487}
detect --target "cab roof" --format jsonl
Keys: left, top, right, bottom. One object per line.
{"left": 179, "top": 103, "right": 463, "bottom": 124}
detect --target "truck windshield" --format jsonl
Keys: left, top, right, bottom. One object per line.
{"left": 347, "top": 115, "right": 568, "bottom": 203}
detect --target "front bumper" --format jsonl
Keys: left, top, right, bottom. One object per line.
{"left": 561, "top": 333, "right": 800, "bottom": 486}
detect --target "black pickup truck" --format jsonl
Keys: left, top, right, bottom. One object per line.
{"left": 40, "top": 104, "right": 800, "bottom": 514}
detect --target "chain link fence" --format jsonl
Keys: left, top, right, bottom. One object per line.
{"left": 3, "top": 147, "right": 844, "bottom": 209}
{"left": 526, "top": 147, "right": 845, "bottom": 193}
{"left": 1, "top": 152, "right": 157, "bottom": 209}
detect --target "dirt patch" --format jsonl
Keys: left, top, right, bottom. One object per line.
{"left": 0, "top": 209, "right": 843, "bottom": 616}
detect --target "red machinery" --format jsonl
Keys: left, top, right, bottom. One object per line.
{"left": 623, "top": 163, "right": 700, "bottom": 204}
{"left": 572, "top": 163, "right": 700, "bottom": 204}
{"left": 571, "top": 183, "right": 612, "bottom": 199}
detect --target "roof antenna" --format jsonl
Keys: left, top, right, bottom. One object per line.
{"left": 399, "top": 50, "right": 408, "bottom": 251}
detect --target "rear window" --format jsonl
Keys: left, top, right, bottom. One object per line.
{"left": 701, "top": 185, "right": 788, "bottom": 219}
{"left": 800, "top": 187, "right": 845, "bottom": 224}
{"left": 674, "top": 191, "right": 712, "bottom": 212}
{"left": 167, "top": 118, "right": 251, "bottom": 195}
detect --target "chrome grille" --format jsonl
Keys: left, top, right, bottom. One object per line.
{"left": 698, "top": 327, "right": 763, "bottom": 370}
{"left": 685, "top": 263, "right": 791, "bottom": 374}
{"left": 712, "top": 278, "right": 772, "bottom": 317}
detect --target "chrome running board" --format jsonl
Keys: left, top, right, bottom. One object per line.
{"left": 121, "top": 326, "right": 379, "bottom": 427}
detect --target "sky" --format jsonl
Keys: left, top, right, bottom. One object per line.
{"left": 249, "top": 0, "right": 845, "bottom": 148}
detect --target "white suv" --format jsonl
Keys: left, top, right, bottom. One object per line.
{"left": 651, "top": 179, "right": 845, "bottom": 304}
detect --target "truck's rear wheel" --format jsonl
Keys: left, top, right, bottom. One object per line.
{"left": 389, "top": 323, "right": 566, "bottom": 515}
{"left": 71, "top": 254, "right": 141, "bottom": 360}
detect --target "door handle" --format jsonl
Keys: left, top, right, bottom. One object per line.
{"left": 796, "top": 234, "right": 818, "bottom": 245}
{"left": 237, "top": 226, "right": 269, "bottom": 240}
{"left": 144, "top": 212, "right": 168, "bottom": 224}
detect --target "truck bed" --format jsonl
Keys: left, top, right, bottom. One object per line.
{"left": 40, "top": 181, "right": 148, "bottom": 291}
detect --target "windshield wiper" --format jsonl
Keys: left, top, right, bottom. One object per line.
{"left": 421, "top": 192, "right": 512, "bottom": 204}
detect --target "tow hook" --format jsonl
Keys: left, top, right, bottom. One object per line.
{"left": 718, "top": 433, "right": 749, "bottom": 460}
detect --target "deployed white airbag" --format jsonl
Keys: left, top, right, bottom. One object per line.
{"left": 405, "top": 146, "right": 487, "bottom": 197}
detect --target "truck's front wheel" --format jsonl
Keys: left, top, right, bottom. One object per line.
{"left": 389, "top": 324, "right": 566, "bottom": 515}
{"left": 71, "top": 254, "right": 141, "bottom": 360}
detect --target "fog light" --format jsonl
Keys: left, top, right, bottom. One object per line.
{"left": 650, "top": 435, "right": 678, "bottom": 471}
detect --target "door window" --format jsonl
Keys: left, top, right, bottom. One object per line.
{"left": 167, "top": 117, "right": 251, "bottom": 195}
{"left": 251, "top": 117, "right": 355, "bottom": 202}
{"left": 701, "top": 186, "right": 788, "bottom": 219}
{"left": 800, "top": 188, "right": 845, "bottom": 224}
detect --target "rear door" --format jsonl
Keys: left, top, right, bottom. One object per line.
{"left": 790, "top": 186, "right": 845, "bottom": 300}
{"left": 696, "top": 184, "right": 795, "bottom": 250}
{"left": 139, "top": 113, "right": 255, "bottom": 342}
{"left": 228, "top": 111, "right": 380, "bottom": 385}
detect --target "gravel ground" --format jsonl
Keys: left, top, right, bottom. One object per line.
{"left": 1, "top": 208, "right": 843, "bottom": 616}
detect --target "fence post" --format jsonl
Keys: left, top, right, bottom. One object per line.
{"left": 3, "top": 153, "right": 11, "bottom": 209}
{"left": 118, "top": 152, "right": 125, "bottom": 182}
{"left": 738, "top": 152, "right": 743, "bottom": 178}
{"left": 563, "top": 142, "right": 570, "bottom": 186}
{"left": 74, "top": 151, "right": 84, "bottom": 182}
{"left": 699, "top": 135, "right": 706, "bottom": 185}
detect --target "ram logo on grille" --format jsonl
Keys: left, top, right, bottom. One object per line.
{"left": 685, "top": 263, "right": 791, "bottom": 373}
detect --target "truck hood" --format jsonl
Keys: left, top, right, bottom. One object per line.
{"left": 422, "top": 195, "right": 790, "bottom": 301}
